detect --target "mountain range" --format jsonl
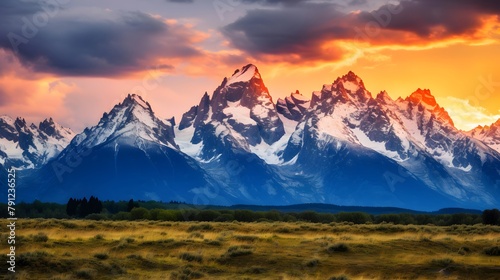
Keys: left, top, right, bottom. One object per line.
{"left": 2, "top": 64, "right": 500, "bottom": 211}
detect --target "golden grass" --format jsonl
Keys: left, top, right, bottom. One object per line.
{"left": 2, "top": 219, "right": 499, "bottom": 280}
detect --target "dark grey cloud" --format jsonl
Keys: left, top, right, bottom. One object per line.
{"left": 0, "top": 0, "right": 202, "bottom": 77}
{"left": 222, "top": 0, "right": 500, "bottom": 62}
{"left": 222, "top": 3, "right": 353, "bottom": 60}
{"left": 360, "top": 0, "right": 500, "bottom": 37}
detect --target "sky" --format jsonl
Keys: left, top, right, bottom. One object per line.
{"left": 1, "top": 0, "right": 500, "bottom": 132}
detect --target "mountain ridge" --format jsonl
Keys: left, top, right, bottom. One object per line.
{"left": 3, "top": 65, "right": 500, "bottom": 210}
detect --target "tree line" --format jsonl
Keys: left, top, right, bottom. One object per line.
{"left": 1, "top": 198, "right": 499, "bottom": 226}
{"left": 66, "top": 196, "right": 103, "bottom": 217}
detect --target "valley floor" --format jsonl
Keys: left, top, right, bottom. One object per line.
{"left": 4, "top": 220, "right": 500, "bottom": 280}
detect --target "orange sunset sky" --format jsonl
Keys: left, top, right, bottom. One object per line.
{"left": 0, "top": 0, "right": 499, "bottom": 132}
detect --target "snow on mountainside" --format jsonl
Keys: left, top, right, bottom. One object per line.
{"left": 283, "top": 71, "right": 500, "bottom": 207}
{"left": 276, "top": 90, "right": 311, "bottom": 122}
{"left": 467, "top": 119, "right": 500, "bottom": 153}
{"left": 8, "top": 65, "right": 500, "bottom": 209}
{"left": 178, "top": 64, "right": 286, "bottom": 163}
{"left": 22, "top": 94, "right": 218, "bottom": 204}
{"left": 70, "top": 94, "right": 177, "bottom": 151}
{"left": 175, "top": 64, "right": 298, "bottom": 204}
{"left": 0, "top": 116, "right": 75, "bottom": 168}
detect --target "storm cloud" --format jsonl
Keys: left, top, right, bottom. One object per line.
{"left": 222, "top": 0, "right": 500, "bottom": 62}
{"left": 359, "top": 0, "right": 500, "bottom": 37}
{"left": 222, "top": 3, "right": 353, "bottom": 60}
{"left": 0, "top": 0, "right": 203, "bottom": 77}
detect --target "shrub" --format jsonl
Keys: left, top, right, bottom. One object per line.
{"left": 113, "top": 211, "right": 131, "bottom": 220}
{"left": 179, "top": 252, "right": 203, "bottom": 263}
{"left": 304, "top": 259, "right": 319, "bottom": 267}
{"left": 125, "top": 237, "right": 135, "bottom": 243}
{"left": 234, "top": 235, "right": 258, "bottom": 242}
{"left": 33, "top": 232, "right": 49, "bottom": 243}
{"left": 188, "top": 232, "right": 204, "bottom": 239}
{"left": 204, "top": 240, "right": 222, "bottom": 246}
{"left": 275, "top": 227, "right": 292, "bottom": 233}
{"left": 430, "top": 258, "right": 454, "bottom": 267}
{"left": 94, "top": 253, "right": 109, "bottom": 260}
{"left": 458, "top": 246, "right": 471, "bottom": 255}
{"left": 170, "top": 266, "right": 204, "bottom": 280}
{"left": 60, "top": 221, "right": 78, "bottom": 229}
{"left": 327, "top": 243, "right": 349, "bottom": 253}
{"left": 75, "top": 269, "right": 93, "bottom": 279}
{"left": 484, "top": 246, "right": 500, "bottom": 256}
{"left": 17, "top": 251, "right": 50, "bottom": 266}
{"left": 329, "top": 276, "right": 349, "bottom": 280}
{"left": 86, "top": 213, "right": 108, "bottom": 220}
{"left": 93, "top": 234, "right": 104, "bottom": 240}
{"left": 130, "top": 207, "right": 150, "bottom": 220}
{"left": 245, "top": 266, "right": 267, "bottom": 274}
{"left": 187, "top": 223, "right": 213, "bottom": 232}
{"left": 214, "top": 213, "right": 234, "bottom": 222}
{"left": 225, "top": 245, "right": 253, "bottom": 257}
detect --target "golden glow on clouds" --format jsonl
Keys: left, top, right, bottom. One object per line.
{"left": 1, "top": 6, "right": 499, "bottom": 132}
{"left": 443, "top": 97, "right": 500, "bottom": 131}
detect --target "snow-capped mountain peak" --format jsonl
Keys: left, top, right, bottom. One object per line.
{"left": 375, "top": 90, "right": 393, "bottom": 104}
{"left": 225, "top": 64, "right": 261, "bottom": 87}
{"left": 312, "top": 71, "right": 372, "bottom": 108}
{"left": 0, "top": 115, "right": 75, "bottom": 168}
{"left": 72, "top": 94, "right": 177, "bottom": 150}
{"left": 39, "top": 117, "right": 75, "bottom": 141}
{"left": 404, "top": 88, "right": 455, "bottom": 127}
{"left": 332, "top": 71, "right": 367, "bottom": 94}
{"left": 467, "top": 118, "right": 500, "bottom": 153}
{"left": 121, "top": 93, "right": 152, "bottom": 110}
{"left": 277, "top": 90, "right": 311, "bottom": 122}
{"left": 179, "top": 64, "right": 285, "bottom": 161}
{"left": 406, "top": 88, "right": 437, "bottom": 108}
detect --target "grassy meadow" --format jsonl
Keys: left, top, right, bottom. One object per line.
{"left": 3, "top": 219, "right": 500, "bottom": 280}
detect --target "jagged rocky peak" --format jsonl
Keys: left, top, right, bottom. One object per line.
{"left": 224, "top": 64, "right": 262, "bottom": 87}
{"left": 484, "top": 119, "right": 500, "bottom": 132}
{"left": 211, "top": 64, "right": 270, "bottom": 107}
{"left": 0, "top": 115, "right": 75, "bottom": 169}
{"left": 406, "top": 88, "right": 437, "bottom": 107}
{"left": 339, "top": 71, "right": 365, "bottom": 87}
{"left": 14, "top": 117, "right": 28, "bottom": 129}
{"left": 405, "top": 88, "right": 455, "bottom": 127}
{"left": 467, "top": 118, "right": 500, "bottom": 153}
{"left": 120, "top": 94, "right": 153, "bottom": 111}
{"left": 375, "top": 90, "right": 394, "bottom": 105}
{"left": 39, "top": 117, "right": 74, "bottom": 140}
{"left": 71, "top": 93, "right": 178, "bottom": 151}
{"left": 181, "top": 64, "right": 285, "bottom": 160}
{"left": 312, "top": 71, "right": 372, "bottom": 109}
{"left": 0, "top": 116, "right": 18, "bottom": 141}
{"left": 208, "top": 64, "right": 284, "bottom": 144}
{"left": 290, "top": 90, "right": 309, "bottom": 104}
{"left": 179, "top": 105, "right": 198, "bottom": 130}
{"left": 335, "top": 71, "right": 371, "bottom": 100}
{"left": 109, "top": 94, "right": 168, "bottom": 128}
{"left": 277, "top": 90, "right": 311, "bottom": 121}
